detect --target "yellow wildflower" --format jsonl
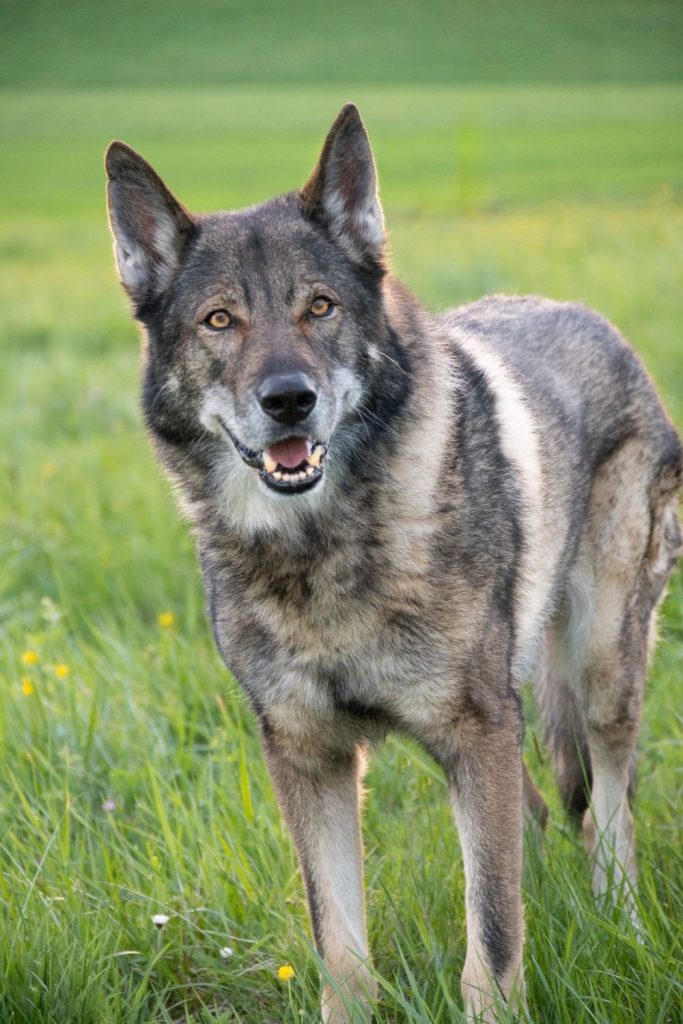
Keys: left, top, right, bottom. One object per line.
{"left": 22, "top": 677, "right": 35, "bottom": 696}
{"left": 54, "top": 664, "right": 70, "bottom": 679}
{"left": 42, "top": 461, "right": 57, "bottom": 477}
{"left": 277, "top": 964, "right": 295, "bottom": 981}
{"left": 21, "top": 650, "right": 39, "bottom": 666}
{"left": 158, "top": 611, "right": 175, "bottom": 628}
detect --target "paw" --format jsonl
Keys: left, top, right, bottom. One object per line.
{"left": 321, "top": 969, "right": 376, "bottom": 1024}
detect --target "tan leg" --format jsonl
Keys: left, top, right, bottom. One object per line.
{"left": 446, "top": 698, "right": 526, "bottom": 1023}
{"left": 583, "top": 684, "right": 641, "bottom": 915}
{"left": 261, "top": 729, "right": 375, "bottom": 1023}
{"left": 542, "top": 442, "right": 682, "bottom": 923}
{"left": 576, "top": 445, "right": 682, "bottom": 915}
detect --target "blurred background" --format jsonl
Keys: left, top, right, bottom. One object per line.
{"left": 0, "top": 3, "right": 681, "bottom": 1022}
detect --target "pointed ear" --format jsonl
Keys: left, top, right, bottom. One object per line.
{"left": 105, "top": 141, "right": 195, "bottom": 308}
{"left": 301, "top": 104, "right": 385, "bottom": 265}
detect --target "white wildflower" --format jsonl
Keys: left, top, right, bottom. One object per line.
{"left": 151, "top": 913, "right": 170, "bottom": 929}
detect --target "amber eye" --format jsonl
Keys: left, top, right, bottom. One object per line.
{"left": 205, "top": 309, "right": 232, "bottom": 330}
{"left": 309, "top": 297, "right": 335, "bottom": 318}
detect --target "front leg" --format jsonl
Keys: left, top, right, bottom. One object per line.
{"left": 260, "top": 720, "right": 375, "bottom": 1024}
{"left": 442, "top": 696, "right": 526, "bottom": 1022}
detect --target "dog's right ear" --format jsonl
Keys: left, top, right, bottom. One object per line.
{"left": 105, "top": 142, "right": 195, "bottom": 310}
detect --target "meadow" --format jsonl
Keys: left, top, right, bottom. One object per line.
{"left": 1, "top": 3, "right": 682, "bottom": 1022}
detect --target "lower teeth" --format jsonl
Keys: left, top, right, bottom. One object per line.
{"left": 267, "top": 465, "right": 318, "bottom": 483}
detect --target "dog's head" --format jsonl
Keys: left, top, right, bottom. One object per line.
{"left": 106, "top": 105, "right": 399, "bottom": 526}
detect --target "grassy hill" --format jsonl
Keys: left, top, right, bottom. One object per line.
{"left": 1, "top": 0, "right": 682, "bottom": 86}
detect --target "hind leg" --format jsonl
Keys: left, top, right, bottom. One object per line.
{"left": 577, "top": 442, "right": 681, "bottom": 905}
{"left": 536, "top": 589, "right": 640, "bottom": 902}
{"left": 582, "top": 655, "right": 641, "bottom": 902}
{"left": 539, "top": 439, "right": 681, "bottom": 907}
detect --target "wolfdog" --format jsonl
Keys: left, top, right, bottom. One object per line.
{"left": 105, "top": 105, "right": 681, "bottom": 1022}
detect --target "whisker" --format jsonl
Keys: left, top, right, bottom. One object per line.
{"left": 356, "top": 403, "right": 402, "bottom": 441}
{"left": 354, "top": 408, "right": 374, "bottom": 448}
{"left": 371, "top": 347, "right": 410, "bottom": 377}
{"left": 171, "top": 428, "right": 212, "bottom": 473}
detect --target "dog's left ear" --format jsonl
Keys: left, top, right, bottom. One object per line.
{"left": 301, "top": 104, "right": 385, "bottom": 264}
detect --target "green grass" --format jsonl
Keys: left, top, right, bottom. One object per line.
{"left": 1, "top": 3, "right": 682, "bottom": 1021}
{"left": 1, "top": 1, "right": 682, "bottom": 87}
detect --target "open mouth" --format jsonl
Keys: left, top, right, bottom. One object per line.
{"left": 222, "top": 423, "right": 328, "bottom": 495}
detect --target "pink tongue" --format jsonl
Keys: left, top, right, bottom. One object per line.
{"left": 265, "top": 437, "right": 311, "bottom": 469}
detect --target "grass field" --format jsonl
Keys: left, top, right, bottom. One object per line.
{"left": 1, "top": 3, "right": 682, "bottom": 1022}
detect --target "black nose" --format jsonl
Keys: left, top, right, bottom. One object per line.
{"left": 257, "top": 372, "right": 318, "bottom": 425}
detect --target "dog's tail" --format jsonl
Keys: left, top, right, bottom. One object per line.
{"left": 536, "top": 668, "right": 593, "bottom": 819}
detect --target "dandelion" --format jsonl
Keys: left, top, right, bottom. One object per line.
{"left": 21, "top": 650, "right": 39, "bottom": 666}
{"left": 21, "top": 677, "right": 35, "bottom": 696}
{"left": 158, "top": 611, "right": 175, "bottom": 629}
{"left": 54, "top": 664, "right": 70, "bottom": 679}
{"left": 278, "top": 964, "right": 295, "bottom": 981}
{"left": 219, "top": 946, "right": 234, "bottom": 959}
{"left": 151, "top": 914, "right": 170, "bottom": 929}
